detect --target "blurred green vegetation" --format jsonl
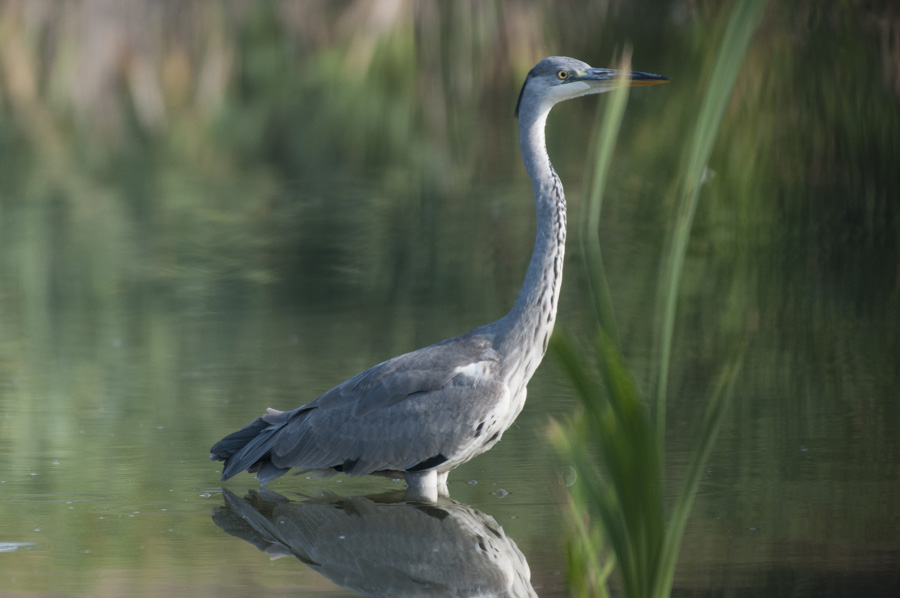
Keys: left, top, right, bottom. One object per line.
{"left": 0, "top": 1, "right": 898, "bottom": 596}
{"left": 552, "top": 2, "right": 763, "bottom": 596}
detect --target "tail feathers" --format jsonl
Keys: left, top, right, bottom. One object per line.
{"left": 210, "top": 417, "right": 269, "bottom": 462}
{"left": 210, "top": 415, "right": 292, "bottom": 483}
{"left": 255, "top": 461, "right": 291, "bottom": 485}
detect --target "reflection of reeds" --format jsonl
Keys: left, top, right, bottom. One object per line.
{"left": 551, "top": 1, "right": 765, "bottom": 596}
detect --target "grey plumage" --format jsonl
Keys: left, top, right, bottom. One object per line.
{"left": 210, "top": 56, "right": 668, "bottom": 493}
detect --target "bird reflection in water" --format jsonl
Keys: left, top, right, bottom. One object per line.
{"left": 212, "top": 488, "right": 537, "bottom": 597}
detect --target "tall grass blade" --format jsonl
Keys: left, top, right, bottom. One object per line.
{"left": 551, "top": 330, "right": 665, "bottom": 598}
{"left": 651, "top": 0, "right": 767, "bottom": 456}
{"left": 579, "top": 54, "right": 634, "bottom": 347}
{"left": 553, "top": 1, "right": 767, "bottom": 596}
{"left": 652, "top": 349, "right": 745, "bottom": 597}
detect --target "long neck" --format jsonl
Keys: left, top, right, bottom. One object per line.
{"left": 494, "top": 103, "right": 567, "bottom": 387}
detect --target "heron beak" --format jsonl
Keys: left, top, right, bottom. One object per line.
{"left": 627, "top": 70, "right": 670, "bottom": 86}
{"left": 579, "top": 68, "right": 669, "bottom": 87}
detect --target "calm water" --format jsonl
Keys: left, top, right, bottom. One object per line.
{"left": 2, "top": 2, "right": 899, "bottom": 597}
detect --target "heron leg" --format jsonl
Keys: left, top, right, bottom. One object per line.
{"left": 404, "top": 469, "right": 437, "bottom": 488}
{"left": 436, "top": 471, "right": 450, "bottom": 497}
{"left": 404, "top": 469, "right": 450, "bottom": 502}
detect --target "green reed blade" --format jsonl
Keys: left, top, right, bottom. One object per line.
{"left": 651, "top": 0, "right": 767, "bottom": 458}
{"left": 652, "top": 349, "right": 745, "bottom": 598}
{"left": 579, "top": 59, "right": 634, "bottom": 347}
{"left": 554, "top": 2, "right": 766, "bottom": 596}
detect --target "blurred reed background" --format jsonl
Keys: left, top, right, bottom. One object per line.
{"left": 1, "top": 0, "right": 897, "bottom": 308}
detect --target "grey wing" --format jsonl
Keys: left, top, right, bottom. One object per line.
{"left": 267, "top": 333, "right": 507, "bottom": 476}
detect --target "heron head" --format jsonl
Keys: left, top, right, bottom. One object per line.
{"left": 515, "top": 56, "right": 668, "bottom": 118}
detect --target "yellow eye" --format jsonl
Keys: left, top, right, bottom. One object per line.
{"left": 557, "top": 70, "right": 568, "bottom": 80}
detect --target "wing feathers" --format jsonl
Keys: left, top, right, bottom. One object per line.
{"left": 271, "top": 378, "right": 506, "bottom": 476}
{"left": 213, "top": 332, "right": 507, "bottom": 481}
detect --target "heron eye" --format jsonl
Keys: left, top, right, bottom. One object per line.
{"left": 557, "top": 70, "right": 568, "bottom": 80}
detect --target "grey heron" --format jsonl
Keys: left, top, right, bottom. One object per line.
{"left": 210, "top": 56, "right": 668, "bottom": 495}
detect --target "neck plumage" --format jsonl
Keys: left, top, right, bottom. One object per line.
{"left": 493, "top": 102, "right": 567, "bottom": 388}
